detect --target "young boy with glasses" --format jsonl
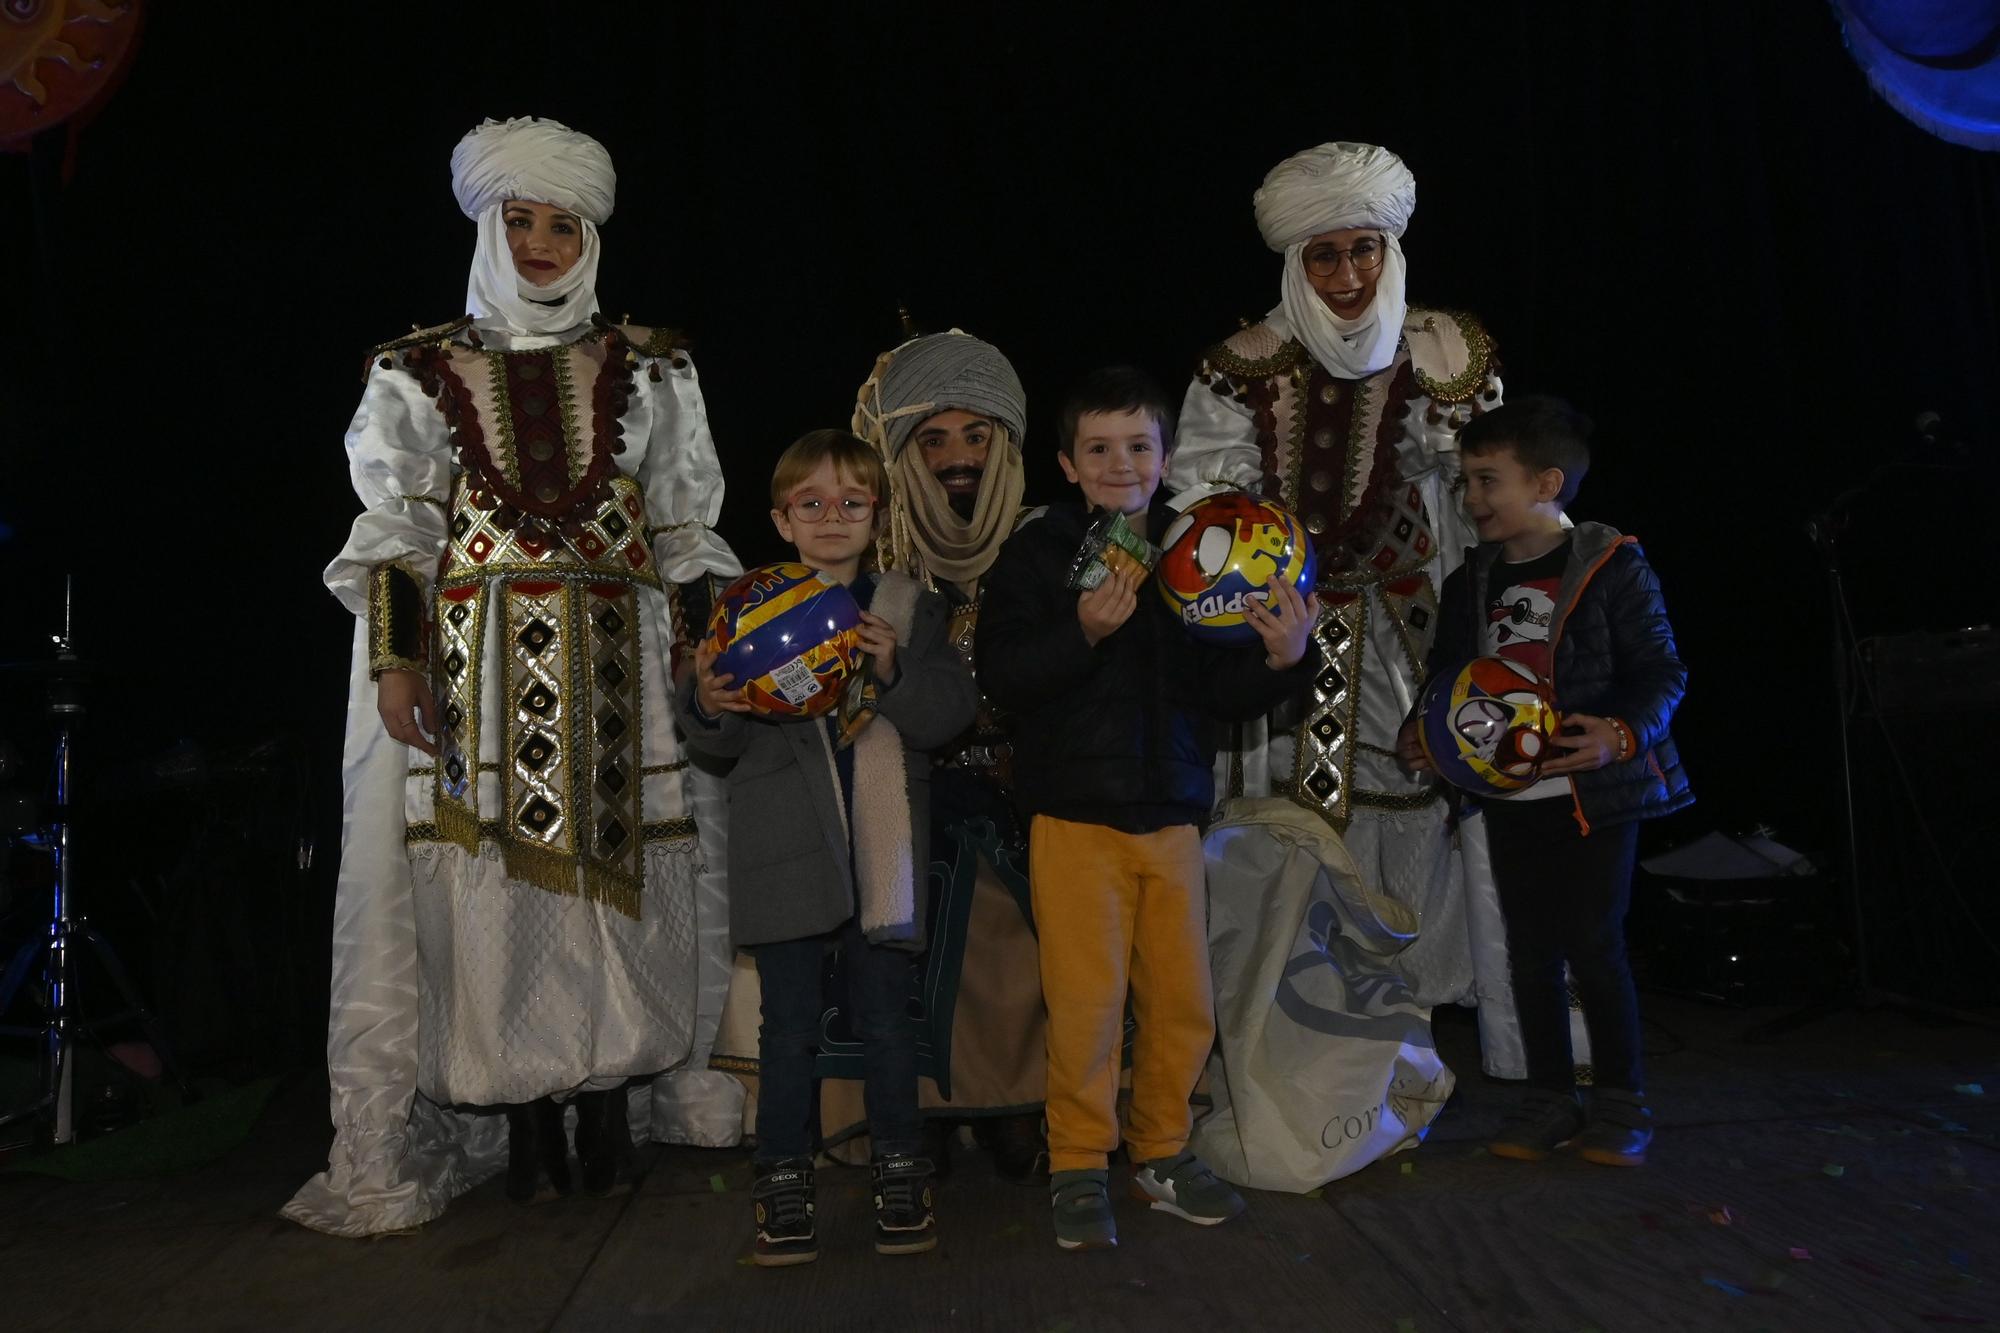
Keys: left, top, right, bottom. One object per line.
{"left": 679, "top": 429, "right": 977, "bottom": 1265}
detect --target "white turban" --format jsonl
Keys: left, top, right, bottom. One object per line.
{"left": 1252, "top": 142, "right": 1416, "bottom": 379}
{"left": 449, "top": 117, "right": 617, "bottom": 337}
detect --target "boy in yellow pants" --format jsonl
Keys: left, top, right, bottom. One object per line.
{"left": 977, "top": 367, "right": 1320, "bottom": 1250}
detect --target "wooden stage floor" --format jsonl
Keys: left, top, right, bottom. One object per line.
{"left": 5, "top": 994, "right": 1996, "bottom": 1332}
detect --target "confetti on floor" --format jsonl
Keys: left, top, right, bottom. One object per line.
{"left": 1823, "top": 1164, "right": 1846, "bottom": 1178}
{"left": 710, "top": 1173, "right": 728, "bottom": 1193}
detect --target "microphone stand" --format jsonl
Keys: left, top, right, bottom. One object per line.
{"left": 0, "top": 578, "right": 196, "bottom": 1148}
{"left": 1743, "top": 486, "right": 1996, "bottom": 1039}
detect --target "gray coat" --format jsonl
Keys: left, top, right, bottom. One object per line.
{"left": 675, "top": 572, "right": 977, "bottom": 950}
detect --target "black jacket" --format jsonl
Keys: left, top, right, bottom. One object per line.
{"left": 1427, "top": 521, "right": 1693, "bottom": 832}
{"left": 977, "top": 497, "right": 1320, "bottom": 832}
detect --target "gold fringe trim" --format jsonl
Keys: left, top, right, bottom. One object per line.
{"left": 583, "top": 860, "right": 643, "bottom": 921}
{"left": 502, "top": 835, "right": 584, "bottom": 904}
{"left": 434, "top": 795, "right": 483, "bottom": 858}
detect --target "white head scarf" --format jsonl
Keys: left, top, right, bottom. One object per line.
{"left": 1252, "top": 142, "right": 1416, "bottom": 379}
{"left": 449, "top": 117, "right": 617, "bottom": 337}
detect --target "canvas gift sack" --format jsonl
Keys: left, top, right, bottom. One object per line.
{"left": 1192, "top": 798, "right": 1454, "bottom": 1191}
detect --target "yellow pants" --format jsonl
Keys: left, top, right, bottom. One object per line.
{"left": 1029, "top": 814, "right": 1213, "bottom": 1173}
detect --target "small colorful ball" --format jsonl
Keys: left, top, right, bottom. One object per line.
{"left": 706, "top": 562, "right": 865, "bottom": 718}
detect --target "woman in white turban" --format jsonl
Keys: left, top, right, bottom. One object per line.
{"left": 286, "top": 117, "right": 743, "bottom": 1236}
{"left": 1168, "top": 142, "right": 1549, "bottom": 1189}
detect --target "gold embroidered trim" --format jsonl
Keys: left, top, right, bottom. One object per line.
{"left": 552, "top": 337, "right": 587, "bottom": 482}
{"left": 366, "top": 316, "right": 474, "bottom": 362}
{"left": 398, "top": 494, "right": 447, "bottom": 509}
{"left": 406, "top": 817, "right": 697, "bottom": 845}
{"left": 438, "top": 560, "right": 664, "bottom": 591}
{"left": 641, "top": 761, "right": 690, "bottom": 777}
{"left": 440, "top": 472, "right": 663, "bottom": 591}
{"left": 1341, "top": 373, "right": 1372, "bottom": 524}
{"left": 1288, "top": 597, "right": 1367, "bottom": 832}
{"left": 1283, "top": 360, "right": 1310, "bottom": 520}
{"left": 1410, "top": 310, "right": 1496, "bottom": 405}
{"left": 441, "top": 574, "right": 489, "bottom": 843}
{"left": 482, "top": 350, "right": 524, "bottom": 489}
{"left": 1201, "top": 336, "right": 1310, "bottom": 381}
{"left": 367, "top": 562, "right": 427, "bottom": 680}
{"left": 594, "top": 315, "right": 691, "bottom": 362}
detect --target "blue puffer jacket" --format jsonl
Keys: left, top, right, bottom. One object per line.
{"left": 1426, "top": 522, "right": 1693, "bottom": 833}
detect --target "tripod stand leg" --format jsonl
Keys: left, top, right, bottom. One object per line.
{"left": 77, "top": 924, "right": 199, "bottom": 1102}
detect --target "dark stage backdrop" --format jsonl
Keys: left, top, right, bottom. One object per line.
{"left": 2, "top": 3, "right": 1995, "bottom": 1035}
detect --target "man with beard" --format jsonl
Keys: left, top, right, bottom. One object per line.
{"left": 843, "top": 329, "right": 1049, "bottom": 1178}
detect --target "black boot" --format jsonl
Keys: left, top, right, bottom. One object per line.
{"left": 504, "top": 1103, "right": 539, "bottom": 1203}
{"left": 572, "top": 1088, "right": 628, "bottom": 1196}
{"left": 534, "top": 1097, "right": 573, "bottom": 1197}
{"left": 503, "top": 1098, "right": 571, "bottom": 1203}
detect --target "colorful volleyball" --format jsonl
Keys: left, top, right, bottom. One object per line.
{"left": 705, "top": 562, "right": 865, "bottom": 718}
{"left": 1417, "top": 656, "right": 1561, "bottom": 795}
{"left": 1155, "top": 491, "right": 1318, "bottom": 644}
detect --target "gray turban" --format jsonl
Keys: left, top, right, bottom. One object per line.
{"left": 864, "top": 332, "right": 1027, "bottom": 459}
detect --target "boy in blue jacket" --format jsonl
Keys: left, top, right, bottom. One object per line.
{"left": 1398, "top": 395, "right": 1690, "bottom": 1166}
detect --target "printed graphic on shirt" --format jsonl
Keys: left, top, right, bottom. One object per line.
{"left": 1480, "top": 542, "right": 1570, "bottom": 801}
{"left": 1482, "top": 544, "right": 1567, "bottom": 677}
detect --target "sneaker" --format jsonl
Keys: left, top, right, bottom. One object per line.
{"left": 1130, "top": 1152, "right": 1246, "bottom": 1226}
{"left": 752, "top": 1158, "right": 818, "bottom": 1267}
{"left": 1051, "top": 1168, "right": 1117, "bottom": 1250}
{"left": 1488, "top": 1088, "right": 1585, "bottom": 1162}
{"left": 871, "top": 1155, "right": 939, "bottom": 1255}
{"left": 1577, "top": 1088, "right": 1653, "bottom": 1167}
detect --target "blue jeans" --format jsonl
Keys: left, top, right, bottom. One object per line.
{"left": 752, "top": 918, "right": 920, "bottom": 1164}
